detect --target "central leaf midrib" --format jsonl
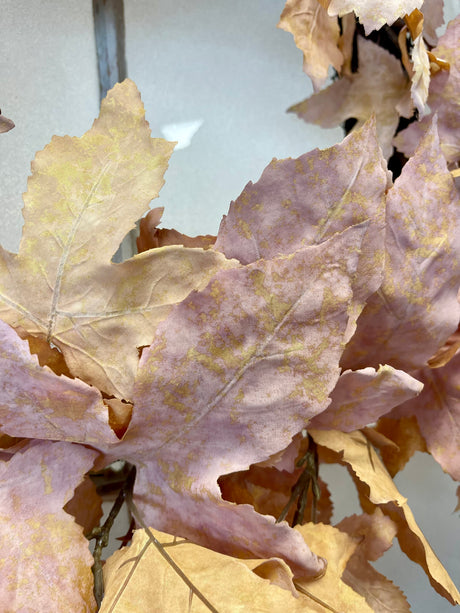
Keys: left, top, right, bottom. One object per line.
{"left": 46, "top": 162, "right": 111, "bottom": 343}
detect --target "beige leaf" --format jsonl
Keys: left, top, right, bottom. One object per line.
{"left": 278, "top": 0, "right": 343, "bottom": 90}
{"left": 0, "top": 80, "right": 236, "bottom": 398}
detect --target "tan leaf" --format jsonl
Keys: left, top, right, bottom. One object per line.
{"left": 289, "top": 37, "right": 411, "bottom": 158}
{"left": 278, "top": 0, "right": 343, "bottom": 90}
{"left": 0, "top": 80, "right": 235, "bottom": 398}
{"left": 137, "top": 207, "right": 215, "bottom": 252}
{"left": 101, "top": 527, "right": 337, "bottom": 612}
{"left": 336, "top": 511, "right": 411, "bottom": 612}
{"left": 310, "top": 429, "right": 460, "bottom": 605}
{"left": 294, "top": 523, "right": 373, "bottom": 612}
{"left": 374, "top": 415, "right": 428, "bottom": 476}
{"left": 64, "top": 474, "right": 103, "bottom": 536}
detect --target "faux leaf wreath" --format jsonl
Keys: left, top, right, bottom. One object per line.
{"left": 1, "top": 5, "right": 460, "bottom": 612}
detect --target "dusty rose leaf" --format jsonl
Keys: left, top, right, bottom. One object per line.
{"left": 0, "top": 440, "right": 97, "bottom": 611}
{"left": 394, "top": 17, "right": 460, "bottom": 163}
{"left": 289, "top": 37, "right": 411, "bottom": 158}
{"left": 278, "top": 0, "right": 343, "bottom": 90}
{"left": 310, "top": 429, "right": 460, "bottom": 605}
{"left": 374, "top": 415, "right": 428, "bottom": 476}
{"left": 326, "top": 0, "right": 423, "bottom": 33}
{"left": 216, "top": 118, "right": 388, "bottom": 343}
{"left": 387, "top": 353, "right": 460, "bottom": 480}
{"left": 294, "top": 523, "right": 373, "bottom": 612}
{"left": 105, "top": 227, "right": 367, "bottom": 578}
{"left": 421, "top": 0, "right": 444, "bottom": 45}
{"left": 0, "top": 79, "right": 235, "bottom": 398}
{"left": 0, "top": 318, "right": 118, "bottom": 445}
{"left": 101, "top": 528, "right": 333, "bottom": 612}
{"left": 137, "top": 206, "right": 216, "bottom": 252}
{"left": 342, "top": 117, "right": 460, "bottom": 373}
{"left": 309, "top": 365, "right": 423, "bottom": 431}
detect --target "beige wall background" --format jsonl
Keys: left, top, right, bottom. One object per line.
{"left": 1, "top": 2, "right": 459, "bottom": 611}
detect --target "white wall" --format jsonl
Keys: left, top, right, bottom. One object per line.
{"left": 1, "top": 2, "right": 459, "bottom": 611}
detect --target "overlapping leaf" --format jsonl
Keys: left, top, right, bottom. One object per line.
{"left": 0, "top": 440, "right": 98, "bottom": 611}
{"left": 278, "top": 0, "right": 343, "bottom": 90}
{"left": 395, "top": 16, "right": 460, "bottom": 164}
{"left": 324, "top": 0, "right": 423, "bottom": 34}
{"left": 103, "top": 226, "right": 368, "bottom": 578}
{"left": 337, "top": 511, "right": 411, "bottom": 612}
{"left": 386, "top": 353, "right": 460, "bottom": 480}
{"left": 0, "top": 79, "right": 236, "bottom": 398}
{"left": 288, "top": 37, "right": 412, "bottom": 158}
{"left": 309, "top": 365, "right": 423, "bottom": 431}
{"left": 342, "top": 117, "right": 460, "bottom": 373}
{"left": 0, "top": 318, "right": 118, "bottom": 445}
{"left": 309, "top": 429, "right": 460, "bottom": 605}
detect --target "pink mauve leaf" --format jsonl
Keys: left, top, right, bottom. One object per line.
{"left": 394, "top": 16, "right": 460, "bottom": 164}
{"left": 215, "top": 118, "right": 388, "bottom": 343}
{"left": 107, "top": 226, "right": 367, "bottom": 578}
{"left": 0, "top": 319, "right": 119, "bottom": 445}
{"left": 0, "top": 440, "right": 97, "bottom": 611}
{"left": 421, "top": 0, "right": 444, "bottom": 46}
{"left": 309, "top": 365, "right": 424, "bottom": 431}
{"left": 387, "top": 352, "right": 460, "bottom": 481}
{"left": 342, "top": 117, "right": 460, "bottom": 373}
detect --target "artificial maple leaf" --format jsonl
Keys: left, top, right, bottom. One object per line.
{"left": 308, "top": 365, "right": 423, "bottom": 431}
{"left": 342, "top": 117, "right": 460, "bottom": 373}
{"left": 337, "top": 510, "right": 411, "bottom": 612}
{"left": 288, "top": 37, "right": 412, "bottom": 158}
{"left": 278, "top": 0, "right": 343, "bottom": 91}
{"left": 309, "top": 429, "right": 460, "bottom": 605}
{"left": 385, "top": 352, "right": 460, "bottom": 480}
{"left": 137, "top": 207, "right": 215, "bottom": 252}
{"left": 215, "top": 117, "right": 389, "bottom": 342}
{"left": 294, "top": 522, "right": 373, "bottom": 612}
{"left": 0, "top": 440, "right": 98, "bottom": 612}
{"left": 102, "top": 226, "right": 368, "bottom": 579}
{"left": 101, "top": 525, "right": 371, "bottom": 612}
{"left": 64, "top": 474, "right": 103, "bottom": 536}
{"left": 0, "top": 318, "right": 118, "bottom": 446}
{"left": 102, "top": 528, "right": 315, "bottom": 612}
{"left": 324, "top": 0, "right": 423, "bottom": 34}
{"left": 374, "top": 415, "right": 428, "bottom": 476}
{"left": 0, "top": 79, "right": 235, "bottom": 398}
{"left": 420, "top": 0, "right": 444, "bottom": 46}
{"left": 394, "top": 16, "right": 460, "bottom": 164}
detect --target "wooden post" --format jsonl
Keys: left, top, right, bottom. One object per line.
{"left": 93, "top": 0, "right": 137, "bottom": 262}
